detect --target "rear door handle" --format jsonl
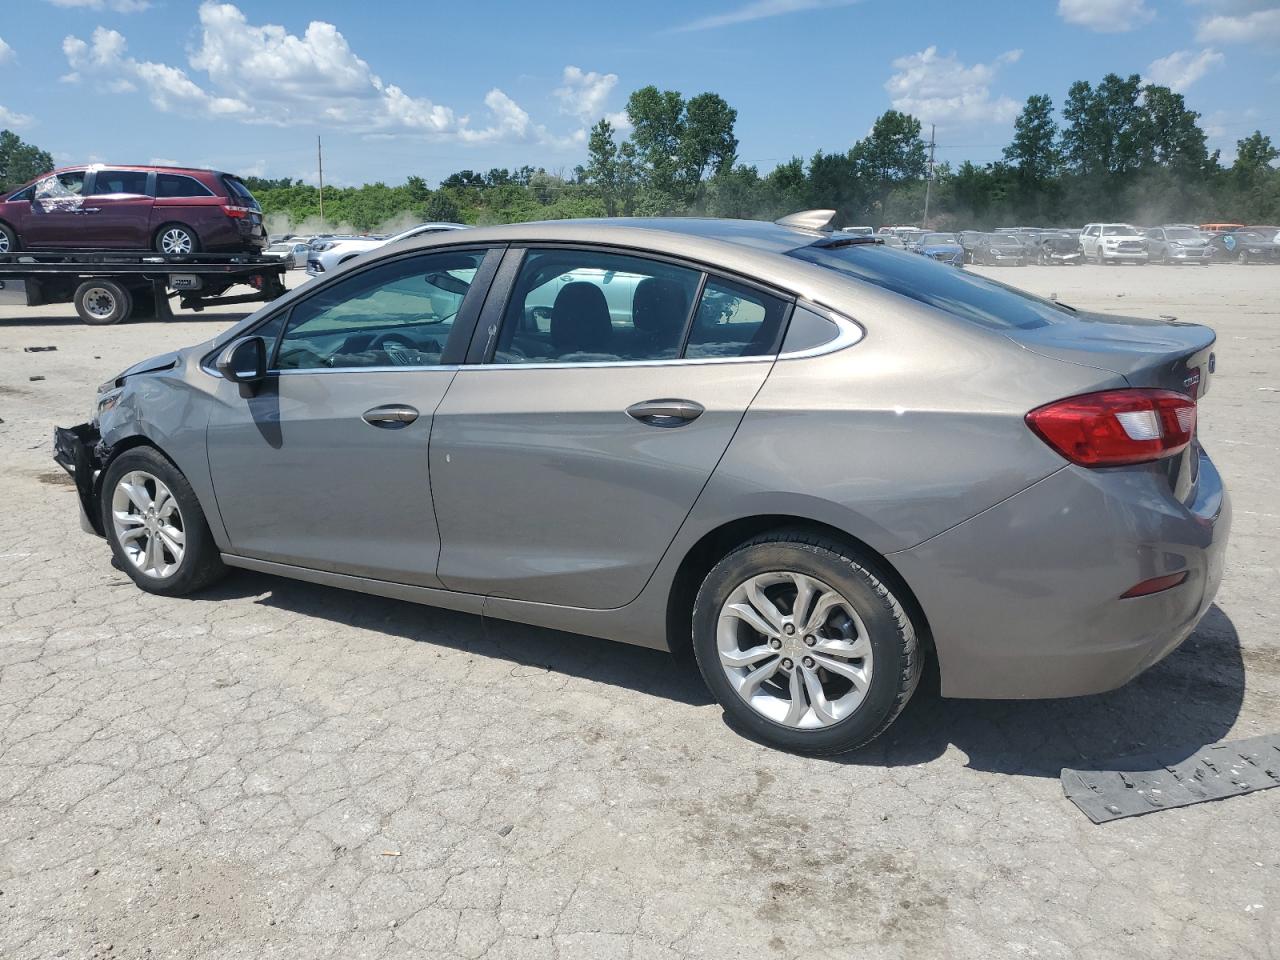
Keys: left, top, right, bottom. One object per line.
{"left": 626, "top": 398, "right": 704, "bottom": 427}
{"left": 362, "top": 404, "right": 419, "bottom": 427}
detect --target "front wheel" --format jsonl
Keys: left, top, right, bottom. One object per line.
{"left": 692, "top": 532, "right": 922, "bottom": 755}
{"left": 101, "top": 447, "right": 227, "bottom": 596}
{"left": 0, "top": 222, "right": 17, "bottom": 254}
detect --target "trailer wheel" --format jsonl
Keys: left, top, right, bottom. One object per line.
{"left": 74, "top": 280, "right": 133, "bottom": 326}
{"left": 0, "top": 222, "right": 17, "bottom": 254}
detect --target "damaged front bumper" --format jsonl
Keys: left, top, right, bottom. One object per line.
{"left": 53, "top": 423, "right": 106, "bottom": 536}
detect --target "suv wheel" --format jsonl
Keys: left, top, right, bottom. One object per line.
{"left": 692, "top": 532, "right": 922, "bottom": 755}
{"left": 155, "top": 224, "right": 199, "bottom": 255}
{"left": 101, "top": 447, "right": 227, "bottom": 596}
{"left": 0, "top": 222, "right": 17, "bottom": 253}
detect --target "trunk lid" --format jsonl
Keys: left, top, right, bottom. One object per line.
{"left": 1007, "top": 311, "right": 1215, "bottom": 502}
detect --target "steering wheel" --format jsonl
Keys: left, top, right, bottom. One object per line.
{"left": 370, "top": 331, "right": 419, "bottom": 352}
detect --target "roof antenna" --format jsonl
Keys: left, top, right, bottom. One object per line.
{"left": 775, "top": 209, "right": 836, "bottom": 233}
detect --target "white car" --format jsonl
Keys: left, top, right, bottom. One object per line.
{"left": 265, "top": 239, "right": 311, "bottom": 269}
{"left": 1080, "top": 223, "right": 1149, "bottom": 265}
{"left": 306, "top": 222, "right": 467, "bottom": 277}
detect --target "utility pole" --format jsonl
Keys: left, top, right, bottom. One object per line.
{"left": 317, "top": 135, "right": 325, "bottom": 224}
{"left": 922, "top": 123, "right": 936, "bottom": 229}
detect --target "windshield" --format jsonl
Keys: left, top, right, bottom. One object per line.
{"left": 991, "top": 236, "right": 1022, "bottom": 247}
{"left": 790, "top": 243, "right": 1074, "bottom": 331}
{"left": 1165, "top": 228, "right": 1199, "bottom": 240}
{"left": 1101, "top": 225, "right": 1138, "bottom": 237}
{"left": 920, "top": 233, "right": 957, "bottom": 244}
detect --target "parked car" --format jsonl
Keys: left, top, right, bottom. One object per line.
{"left": 266, "top": 239, "right": 311, "bottom": 269}
{"left": 1210, "top": 228, "right": 1280, "bottom": 264}
{"left": 307, "top": 222, "right": 467, "bottom": 276}
{"left": 970, "top": 233, "right": 1027, "bottom": 266}
{"left": 55, "top": 214, "right": 1229, "bottom": 755}
{"left": 838, "top": 226, "right": 875, "bottom": 237}
{"left": 1034, "top": 231, "right": 1083, "bottom": 265}
{"left": 913, "top": 232, "right": 964, "bottom": 267}
{"left": 1143, "top": 226, "right": 1212, "bottom": 265}
{"left": 0, "top": 164, "right": 266, "bottom": 254}
{"left": 1080, "top": 223, "right": 1148, "bottom": 265}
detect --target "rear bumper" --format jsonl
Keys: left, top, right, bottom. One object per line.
{"left": 891, "top": 448, "right": 1230, "bottom": 699}
{"left": 53, "top": 423, "right": 105, "bottom": 536}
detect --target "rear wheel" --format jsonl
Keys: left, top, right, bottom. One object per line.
{"left": 155, "top": 223, "right": 199, "bottom": 255}
{"left": 0, "top": 222, "right": 17, "bottom": 254}
{"left": 101, "top": 447, "right": 226, "bottom": 596}
{"left": 692, "top": 532, "right": 922, "bottom": 755}
{"left": 74, "top": 280, "right": 132, "bottom": 326}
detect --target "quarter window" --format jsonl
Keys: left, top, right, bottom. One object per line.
{"left": 685, "top": 278, "right": 788, "bottom": 359}
{"left": 156, "top": 173, "right": 214, "bottom": 198}
{"left": 274, "top": 250, "right": 485, "bottom": 370}
{"left": 492, "top": 250, "right": 701, "bottom": 364}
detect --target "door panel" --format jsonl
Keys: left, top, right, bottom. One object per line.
{"left": 80, "top": 196, "right": 153, "bottom": 248}
{"left": 206, "top": 370, "right": 454, "bottom": 585}
{"left": 430, "top": 361, "right": 773, "bottom": 608}
{"left": 23, "top": 172, "right": 89, "bottom": 248}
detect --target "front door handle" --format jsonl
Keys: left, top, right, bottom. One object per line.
{"left": 362, "top": 404, "right": 419, "bottom": 428}
{"left": 626, "top": 398, "right": 704, "bottom": 427}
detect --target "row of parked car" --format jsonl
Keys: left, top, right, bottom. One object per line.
{"left": 267, "top": 222, "right": 467, "bottom": 275}
{"left": 843, "top": 222, "right": 1280, "bottom": 267}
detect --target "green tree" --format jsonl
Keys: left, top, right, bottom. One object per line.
{"left": 1233, "top": 131, "right": 1278, "bottom": 176}
{"left": 626, "top": 85, "right": 685, "bottom": 210}
{"left": 0, "top": 129, "right": 53, "bottom": 192}
{"left": 851, "top": 110, "right": 927, "bottom": 218}
{"left": 422, "top": 191, "right": 461, "bottom": 223}
{"left": 678, "top": 92, "right": 738, "bottom": 200}
{"left": 585, "top": 119, "right": 623, "bottom": 215}
{"left": 1141, "top": 85, "right": 1213, "bottom": 174}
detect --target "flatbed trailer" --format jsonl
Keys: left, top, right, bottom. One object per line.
{"left": 0, "top": 249, "right": 289, "bottom": 325}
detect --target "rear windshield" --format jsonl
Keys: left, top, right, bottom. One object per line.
{"left": 221, "top": 175, "right": 260, "bottom": 209}
{"left": 790, "top": 243, "right": 1074, "bottom": 331}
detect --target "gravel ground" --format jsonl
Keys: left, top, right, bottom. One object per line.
{"left": 1, "top": 263, "right": 1277, "bottom": 960}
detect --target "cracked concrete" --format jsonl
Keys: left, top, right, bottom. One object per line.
{"left": 1, "top": 266, "right": 1277, "bottom": 959}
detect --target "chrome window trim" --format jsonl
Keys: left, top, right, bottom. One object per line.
{"left": 274, "top": 364, "right": 462, "bottom": 376}
{"left": 466, "top": 355, "right": 775, "bottom": 372}
{"left": 777, "top": 301, "right": 865, "bottom": 360}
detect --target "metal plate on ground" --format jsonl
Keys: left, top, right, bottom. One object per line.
{"left": 1062, "top": 733, "right": 1280, "bottom": 823}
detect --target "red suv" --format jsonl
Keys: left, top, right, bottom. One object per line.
{"left": 0, "top": 165, "right": 267, "bottom": 255}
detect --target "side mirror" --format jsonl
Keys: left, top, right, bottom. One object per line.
{"left": 215, "top": 336, "right": 267, "bottom": 395}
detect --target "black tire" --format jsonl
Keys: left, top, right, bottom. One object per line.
{"left": 74, "top": 280, "right": 133, "bottom": 326}
{"left": 0, "top": 221, "right": 17, "bottom": 254}
{"left": 100, "top": 446, "right": 227, "bottom": 597}
{"left": 154, "top": 222, "right": 200, "bottom": 255}
{"left": 691, "top": 531, "right": 923, "bottom": 755}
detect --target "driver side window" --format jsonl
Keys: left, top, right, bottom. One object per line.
{"left": 274, "top": 250, "right": 485, "bottom": 370}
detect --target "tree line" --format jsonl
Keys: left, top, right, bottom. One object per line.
{"left": 2, "top": 72, "right": 1277, "bottom": 232}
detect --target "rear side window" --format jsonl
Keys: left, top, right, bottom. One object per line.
{"left": 685, "top": 278, "right": 788, "bottom": 359}
{"left": 90, "top": 170, "right": 149, "bottom": 196}
{"left": 790, "top": 243, "right": 1073, "bottom": 331}
{"left": 221, "top": 176, "right": 259, "bottom": 209}
{"left": 156, "top": 173, "right": 213, "bottom": 198}
{"left": 492, "top": 250, "right": 701, "bottom": 364}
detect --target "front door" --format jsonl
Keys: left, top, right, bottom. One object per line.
{"left": 81, "top": 168, "right": 153, "bottom": 249}
{"left": 22, "top": 171, "right": 90, "bottom": 248}
{"left": 431, "top": 247, "right": 791, "bottom": 609}
{"left": 205, "top": 247, "right": 499, "bottom": 586}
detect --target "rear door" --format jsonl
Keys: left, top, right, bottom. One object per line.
{"left": 430, "top": 246, "right": 791, "bottom": 608}
{"left": 205, "top": 246, "right": 501, "bottom": 585}
{"left": 81, "top": 168, "right": 152, "bottom": 248}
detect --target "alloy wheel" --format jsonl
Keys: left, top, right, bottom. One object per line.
{"left": 160, "top": 228, "right": 194, "bottom": 255}
{"left": 716, "top": 571, "right": 873, "bottom": 729}
{"left": 0, "top": 232, "right": 9, "bottom": 253}
{"left": 111, "top": 470, "right": 185, "bottom": 578}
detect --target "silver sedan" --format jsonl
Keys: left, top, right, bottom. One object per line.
{"left": 55, "top": 214, "right": 1230, "bottom": 755}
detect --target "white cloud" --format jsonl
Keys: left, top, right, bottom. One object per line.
{"left": 1057, "top": 0, "right": 1154, "bottom": 33}
{"left": 1143, "top": 48, "right": 1224, "bottom": 91}
{"left": 0, "top": 105, "right": 32, "bottom": 127}
{"left": 60, "top": 2, "right": 583, "bottom": 147}
{"left": 885, "top": 47, "right": 1022, "bottom": 128}
{"left": 0, "top": 36, "right": 13, "bottom": 64}
{"left": 673, "top": 0, "right": 862, "bottom": 31}
{"left": 45, "top": 0, "right": 151, "bottom": 11}
{"left": 554, "top": 66, "right": 618, "bottom": 122}
{"left": 1195, "top": 1, "right": 1280, "bottom": 46}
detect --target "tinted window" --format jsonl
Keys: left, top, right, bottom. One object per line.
{"left": 90, "top": 170, "right": 149, "bottom": 196}
{"left": 221, "top": 176, "right": 259, "bottom": 209}
{"left": 685, "top": 278, "right": 788, "bottom": 359}
{"left": 156, "top": 173, "right": 213, "bottom": 198}
{"left": 790, "top": 244, "right": 1074, "bottom": 331}
{"left": 275, "top": 250, "right": 485, "bottom": 370}
{"left": 492, "top": 249, "right": 701, "bottom": 364}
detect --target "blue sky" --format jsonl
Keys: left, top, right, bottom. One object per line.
{"left": 0, "top": 0, "right": 1277, "bottom": 186}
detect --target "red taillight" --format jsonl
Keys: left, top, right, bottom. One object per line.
{"left": 222, "top": 204, "right": 249, "bottom": 219}
{"left": 1026, "top": 389, "right": 1196, "bottom": 467}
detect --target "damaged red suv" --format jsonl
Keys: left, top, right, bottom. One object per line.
{"left": 0, "top": 164, "right": 267, "bottom": 255}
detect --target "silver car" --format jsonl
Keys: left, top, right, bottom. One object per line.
{"left": 307, "top": 222, "right": 467, "bottom": 277}
{"left": 54, "top": 214, "right": 1230, "bottom": 755}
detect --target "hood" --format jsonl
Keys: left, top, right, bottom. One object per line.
{"left": 100, "top": 350, "right": 181, "bottom": 391}
{"left": 1169, "top": 237, "right": 1209, "bottom": 247}
{"left": 1042, "top": 237, "right": 1080, "bottom": 251}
